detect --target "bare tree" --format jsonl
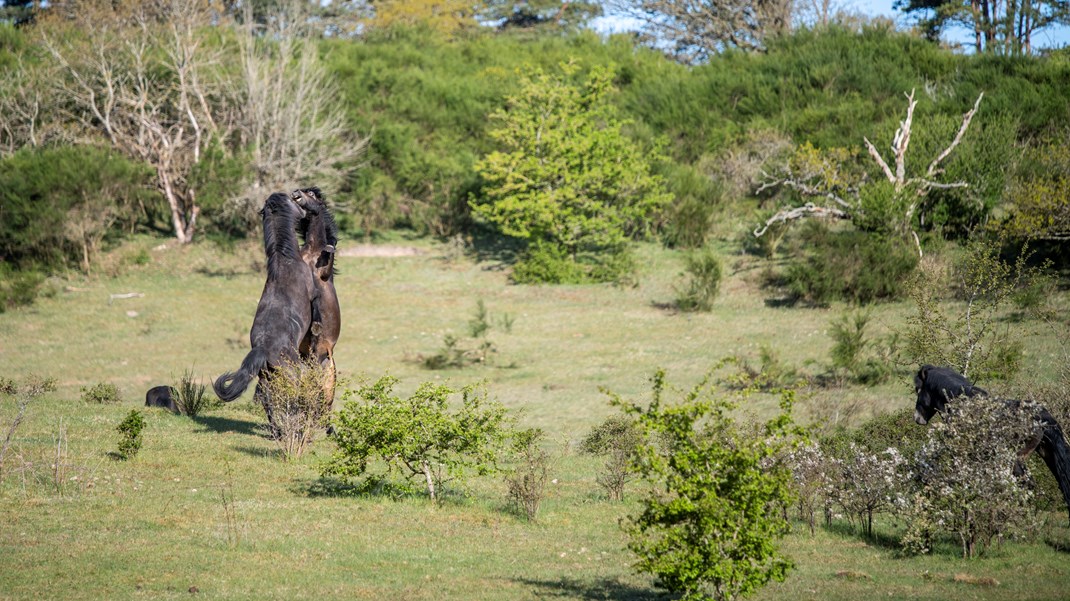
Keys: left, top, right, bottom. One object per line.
{"left": 38, "top": 0, "right": 231, "bottom": 244}
{"left": 606, "top": 0, "right": 792, "bottom": 62}
{"left": 234, "top": 0, "right": 367, "bottom": 213}
{"left": 755, "top": 89, "right": 983, "bottom": 256}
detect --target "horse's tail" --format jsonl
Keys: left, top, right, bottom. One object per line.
{"left": 1040, "top": 417, "right": 1070, "bottom": 522}
{"left": 213, "top": 347, "right": 268, "bottom": 402}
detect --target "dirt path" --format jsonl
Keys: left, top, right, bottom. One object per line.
{"left": 339, "top": 245, "right": 426, "bottom": 258}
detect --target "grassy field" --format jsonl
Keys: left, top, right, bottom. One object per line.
{"left": 2, "top": 235, "right": 1069, "bottom": 600}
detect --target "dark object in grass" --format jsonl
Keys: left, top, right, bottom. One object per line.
{"left": 145, "top": 385, "right": 178, "bottom": 413}
{"left": 913, "top": 364, "right": 1070, "bottom": 521}
{"left": 213, "top": 192, "right": 317, "bottom": 434}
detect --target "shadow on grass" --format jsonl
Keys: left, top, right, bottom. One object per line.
{"left": 512, "top": 577, "right": 669, "bottom": 601}
{"left": 824, "top": 520, "right": 902, "bottom": 551}
{"left": 467, "top": 228, "right": 523, "bottom": 267}
{"left": 192, "top": 415, "right": 262, "bottom": 437}
{"left": 231, "top": 445, "right": 278, "bottom": 459}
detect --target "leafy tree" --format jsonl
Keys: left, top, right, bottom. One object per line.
{"left": 895, "top": 0, "right": 1070, "bottom": 55}
{"left": 322, "top": 376, "right": 510, "bottom": 501}
{"left": 1003, "top": 133, "right": 1070, "bottom": 242}
{"left": 0, "top": 145, "right": 152, "bottom": 272}
{"left": 365, "top": 0, "right": 480, "bottom": 35}
{"left": 608, "top": 370, "right": 798, "bottom": 601}
{"left": 471, "top": 62, "right": 671, "bottom": 283}
{"left": 606, "top": 0, "right": 792, "bottom": 62}
{"left": 483, "top": 0, "right": 601, "bottom": 31}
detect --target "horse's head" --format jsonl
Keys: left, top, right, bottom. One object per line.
{"left": 913, "top": 364, "right": 987, "bottom": 425}
{"left": 291, "top": 187, "right": 325, "bottom": 215}
{"left": 263, "top": 192, "right": 306, "bottom": 221}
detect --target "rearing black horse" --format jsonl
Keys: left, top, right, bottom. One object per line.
{"left": 914, "top": 364, "right": 1070, "bottom": 520}
{"left": 213, "top": 193, "right": 317, "bottom": 428}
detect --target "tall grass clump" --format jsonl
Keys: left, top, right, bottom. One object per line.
{"left": 173, "top": 368, "right": 213, "bottom": 417}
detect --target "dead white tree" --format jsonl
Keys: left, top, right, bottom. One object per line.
{"left": 234, "top": 0, "right": 367, "bottom": 212}
{"left": 39, "top": 0, "right": 231, "bottom": 244}
{"left": 755, "top": 89, "right": 984, "bottom": 256}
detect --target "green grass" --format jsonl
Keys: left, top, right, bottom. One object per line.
{"left": 1, "top": 235, "right": 1069, "bottom": 600}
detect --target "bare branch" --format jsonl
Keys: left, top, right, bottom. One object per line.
{"left": 753, "top": 203, "right": 850, "bottom": 237}
{"left": 927, "top": 92, "right": 984, "bottom": 178}
{"left": 863, "top": 136, "right": 895, "bottom": 183}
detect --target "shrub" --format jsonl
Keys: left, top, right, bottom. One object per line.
{"left": 782, "top": 442, "right": 837, "bottom": 535}
{"left": 81, "top": 382, "right": 121, "bottom": 405}
{"left": 904, "top": 394, "right": 1040, "bottom": 558}
{"left": 580, "top": 415, "right": 642, "bottom": 501}
{"left": 510, "top": 240, "right": 588, "bottom": 284}
{"left": 0, "top": 265, "right": 44, "bottom": 312}
{"left": 826, "top": 443, "right": 907, "bottom": 538}
{"left": 323, "top": 376, "right": 510, "bottom": 501}
{"left": 783, "top": 225, "right": 918, "bottom": 305}
{"left": 262, "top": 356, "right": 334, "bottom": 460}
{"left": 609, "top": 370, "right": 798, "bottom": 601}
{"left": 674, "top": 247, "right": 723, "bottom": 312}
{"left": 504, "top": 428, "right": 551, "bottom": 521}
{"left": 115, "top": 410, "right": 145, "bottom": 460}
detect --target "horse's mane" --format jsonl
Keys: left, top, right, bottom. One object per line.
{"left": 262, "top": 192, "right": 303, "bottom": 280}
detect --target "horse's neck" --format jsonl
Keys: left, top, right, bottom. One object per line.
{"left": 265, "top": 214, "right": 301, "bottom": 268}
{"left": 305, "top": 217, "right": 329, "bottom": 252}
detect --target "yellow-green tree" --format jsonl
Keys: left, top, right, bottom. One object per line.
{"left": 471, "top": 62, "right": 671, "bottom": 283}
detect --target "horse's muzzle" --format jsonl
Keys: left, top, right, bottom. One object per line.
{"left": 914, "top": 410, "right": 928, "bottom": 425}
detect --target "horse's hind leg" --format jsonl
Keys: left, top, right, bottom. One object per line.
{"left": 255, "top": 378, "right": 281, "bottom": 439}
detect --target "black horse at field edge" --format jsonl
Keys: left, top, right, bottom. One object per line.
{"left": 914, "top": 364, "right": 1070, "bottom": 520}
{"left": 213, "top": 192, "right": 317, "bottom": 429}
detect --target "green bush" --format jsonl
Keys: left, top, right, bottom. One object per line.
{"left": 173, "top": 369, "right": 213, "bottom": 418}
{"left": 115, "top": 410, "right": 145, "bottom": 461}
{"left": 81, "top": 382, "right": 122, "bottom": 405}
{"left": 322, "top": 376, "right": 510, "bottom": 501}
{"left": 674, "top": 247, "right": 723, "bottom": 312}
{"left": 783, "top": 225, "right": 918, "bottom": 305}
{"left": 0, "top": 265, "right": 43, "bottom": 312}
{"left": 580, "top": 415, "right": 642, "bottom": 501}
{"left": 609, "top": 371, "right": 798, "bottom": 601}
{"left": 0, "top": 146, "right": 153, "bottom": 272}
{"left": 510, "top": 240, "right": 588, "bottom": 284}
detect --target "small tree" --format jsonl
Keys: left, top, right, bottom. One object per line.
{"left": 827, "top": 443, "right": 907, "bottom": 538}
{"left": 580, "top": 415, "right": 642, "bottom": 501}
{"left": 322, "top": 376, "right": 510, "bottom": 501}
{"left": 608, "top": 370, "right": 798, "bottom": 601}
{"left": 903, "top": 236, "right": 1051, "bottom": 380}
{"left": 471, "top": 62, "right": 671, "bottom": 284}
{"left": 504, "top": 427, "right": 552, "bottom": 521}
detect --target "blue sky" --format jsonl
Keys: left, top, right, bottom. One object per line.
{"left": 592, "top": 0, "right": 1070, "bottom": 52}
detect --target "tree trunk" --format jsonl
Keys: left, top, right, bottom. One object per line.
{"left": 422, "top": 460, "right": 436, "bottom": 501}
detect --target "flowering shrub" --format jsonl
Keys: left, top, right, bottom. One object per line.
{"left": 904, "top": 394, "right": 1040, "bottom": 558}
{"left": 829, "top": 443, "right": 908, "bottom": 538}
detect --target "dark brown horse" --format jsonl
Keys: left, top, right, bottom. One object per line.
{"left": 213, "top": 192, "right": 316, "bottom": 430}
{"left": 291, "top": 187, "right": 339, "bottom": 410}
{"left": 914, "top": 364, "right": 1070, "bottom": 520}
